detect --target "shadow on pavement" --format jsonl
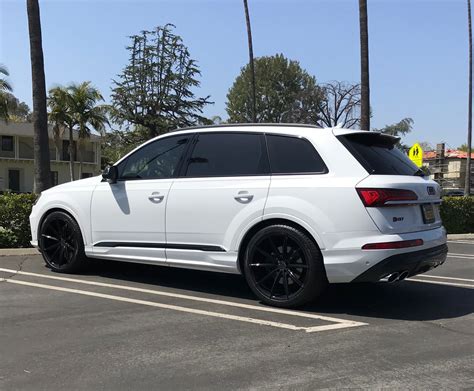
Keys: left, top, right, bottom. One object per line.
{"left": 76, "top": 259, "right": 473, "bottom": 322}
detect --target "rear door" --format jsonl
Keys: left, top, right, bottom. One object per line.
{"left": 165, "top": 132, "right": 270, "bottom": 271}
{"left": 338, "top": 132, "right": 442, "bottom": 234}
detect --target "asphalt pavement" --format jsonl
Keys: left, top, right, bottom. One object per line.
{"left": 1, "top": 241, "right": 473, "bottom": 389}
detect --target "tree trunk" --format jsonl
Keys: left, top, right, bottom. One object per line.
{"left": 465, "top": 0, "right": 472, "bottom": 196}
{"left": 243, "top": 0, "right": 257, "bottom": 123}
{"left": 68, "top": 127, "right": 75, "bottom": 181}
{"left": 359, "top": 0, "right": 370, "bottom": 131}
{"left": 27, "top": 0, "right": 51, "bottom": 192}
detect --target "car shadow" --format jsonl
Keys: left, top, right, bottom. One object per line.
{"left": 80, "top": 259, "right": 473, "bottom": 322}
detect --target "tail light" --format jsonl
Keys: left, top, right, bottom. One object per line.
{"left": 356, "top": 188, "right": 417, "bottom": 207}
{"left": 362, "top": 239, "right": 423, "bottom": 250}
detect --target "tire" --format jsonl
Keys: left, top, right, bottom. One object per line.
{"left": 39, "top": 211, "right": 87, "bottom": 273}
{"left": 243, "top": 224, "right": 327, "bottom": 308}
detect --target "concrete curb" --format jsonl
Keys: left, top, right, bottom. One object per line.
{"left": 0, "top": 248, "right": 40, "bottom": 257}
{"left": 447, "top": 233, "right": 474, "bottom": 240}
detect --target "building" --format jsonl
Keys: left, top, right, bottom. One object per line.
{"left": 423, "top": 143, "right": 474, "bottom": 192}
{"left": 0, "top": 121, "right": 101, "bottom": 193}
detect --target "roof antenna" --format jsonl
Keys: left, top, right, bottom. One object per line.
{"left": 335, "top": 123, "right": 343, "bottom": 129}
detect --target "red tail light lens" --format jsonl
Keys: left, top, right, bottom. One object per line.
{"left": 356, "top": 188, "right": 418, "bottom": 207}
{"left": 362, "top": 239, "right": 424, "bottom": 250}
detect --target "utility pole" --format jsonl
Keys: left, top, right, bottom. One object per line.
{"left": 465, "top": 0, "right": 472, "bottom": 195}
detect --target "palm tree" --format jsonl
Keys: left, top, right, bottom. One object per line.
{"left": 48, "top": 86, "right": 75, "bottom": 179}
{"left": 0, "top": 65, "right": 13, "bottom": 121}
{"left": 68, "top": 82, "right": 108, "bottom": 178}
{"left": 243, "top": 0, "right": 257, "bottom": 123}
{"left": 27, "top": 0, "right": 51, "bottom": 192}
{"left": 359, "top": 0, "right": 370, "bottom": 131}
{"left": 465, "top": 0, "right": 472, "bottom": 196}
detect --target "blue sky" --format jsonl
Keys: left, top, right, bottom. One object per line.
{"left": 0, "top": 0, "right": 471, "bottom": 148}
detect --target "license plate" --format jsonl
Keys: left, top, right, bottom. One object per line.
{"left": 421, "top": 204, "right": 436, "bottom": 224}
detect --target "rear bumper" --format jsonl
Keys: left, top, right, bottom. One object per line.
{"left": 352, "top": 244, "right": 448, "bottom": 282}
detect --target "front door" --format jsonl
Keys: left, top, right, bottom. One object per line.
{"left": 8, "top": 169, "right": 20, "bottom": 192}
{"left": 166, "top": 132, "right": 271, "bottom": 271}
{"left": 90, "top": 134, "right": 191, "bottom": 263}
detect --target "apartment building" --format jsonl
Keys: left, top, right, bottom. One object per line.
{"left": 0, "top": 121, "right": 101, "bottom": 193}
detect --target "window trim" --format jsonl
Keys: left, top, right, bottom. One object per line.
{"left": 264, "top": 133, "right": 329, "bottom": 176}
{"left": 181, "top": 131, "right": 270, "bottom": 179}
{"left": 116, "top": 133, "right": 195, "bottom": 182}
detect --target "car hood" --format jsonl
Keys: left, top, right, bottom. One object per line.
{"left": 43, "top": 175, "right": 103, "bottom": 195}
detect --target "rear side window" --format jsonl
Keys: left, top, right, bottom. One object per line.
{"left": 266, "top": 135, "right": 328, "bottom": 174}
{"left": 338, "top": 133, "right": 419, "bottom": 175}
{"left": 185, "top": 133, "right": 269, "bottom": 177}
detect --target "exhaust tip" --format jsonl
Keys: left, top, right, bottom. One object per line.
{"left": 386, "top": 272, "right": 400, "bottom": 283}
{"left": 398, "top": 270, "right": 409, "bottom": 281}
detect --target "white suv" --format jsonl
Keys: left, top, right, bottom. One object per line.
{"left": 30, "top": 125, "right": 448, "bottom": 308}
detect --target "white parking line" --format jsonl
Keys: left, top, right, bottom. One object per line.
{"left": 447, "top": 240, "right": 474, "bottom": 244}
{"left": 418, "top": 275, "right": 474, "bottom": 283}
{"left": 447, "top": 253, "right": 474, "bottom": 260}
{"left": 0, "top": 268, "right": 367, "bottom": 332}
{"left": 408, "top": 278, "right": 474, "bottom": 288}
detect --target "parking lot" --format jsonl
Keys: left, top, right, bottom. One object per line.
{"left": 1, "top": 241, "right": 473, "bottom": 389}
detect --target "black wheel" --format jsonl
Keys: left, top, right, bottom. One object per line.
{"left": 39, "top": 211, "right": 87, "bottom": 273}
{"left": 243, "top": 224, "right": 327, "bottom": 308}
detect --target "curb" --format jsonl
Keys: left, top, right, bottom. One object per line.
{"left": 447, "top": 233, "right": 474, "bottom": 240}
{"left": 0, "top": 248, "right": 40, "bottom": 257}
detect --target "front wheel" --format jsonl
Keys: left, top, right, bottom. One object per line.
{"left": 39, "top": 211, "right": 87, "bottom": 273}
{"left": 243, "top": 224, "right": 327, "bottom": 308}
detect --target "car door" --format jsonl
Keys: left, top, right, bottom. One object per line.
{"left": 90, "top": 134, "right": 191, "bottom": 263}
{"left": 165, "top": 132, "right": 271, "bottom": 272}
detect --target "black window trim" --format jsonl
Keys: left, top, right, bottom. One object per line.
{"left": 115, "top": 133, "right": 196, "bottom": 182}
{"left": 179, "top": 131, "right": 271, "bottom": 179}
{"left": 264, "top": 132, "right": 329, "bottom": 176}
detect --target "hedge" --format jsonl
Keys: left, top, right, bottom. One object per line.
{"left": 440, "top": 196, "right": 474, "bottom": 234}
{"left": 0, "top": 192, "right": 472, "bottom": 249}
{"left": 0, "top": 192, "right": 37, "bottom": 248}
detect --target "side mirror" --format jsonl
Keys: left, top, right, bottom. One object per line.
{"left": 102, "top": 165, "right": 118, "bottom": 184}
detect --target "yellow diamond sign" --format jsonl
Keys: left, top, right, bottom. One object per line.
{"left": 408, "top": 143, "right": 423, "bottom": 168}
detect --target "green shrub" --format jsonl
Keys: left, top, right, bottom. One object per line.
{"left": 440, "top": 196, "right": 474, "bottom": 234}
{"left": 0, "top": 192, "right": 37, "bottom": 248}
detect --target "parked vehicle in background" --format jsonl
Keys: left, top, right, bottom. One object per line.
{"left": 443, "top": 190, "right": 465, "bottom": 197}
{"left": 29, "top": 125, "right": 448, "bottom": 308}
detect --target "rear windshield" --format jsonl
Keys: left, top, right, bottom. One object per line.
{"left": 337, "top": 133, "right": 420, "bottom": 176}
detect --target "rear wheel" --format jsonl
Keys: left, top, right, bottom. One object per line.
{"left": 243, "top": 224, "right": 327, "bottom": 308}
{"left": 39, "top": 211, "right": 87, "bottom": 273}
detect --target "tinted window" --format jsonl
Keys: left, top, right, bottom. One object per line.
{"left": 118, "top": 135, "right": 189, "bottom": 180}
{"left": 338, "top": 133, "right": 419, "bottom": 176}
{"left": 185, "top": 133, "right": 268, "bottom": 177}
{"left": 266, "top": 135, "right": 327, "bottom": 174}
{"left": 1, "top": 136, "right": 14, "bottom": 151}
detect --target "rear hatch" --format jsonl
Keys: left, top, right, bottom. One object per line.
{"left": 337, "top": 131, "right": 442, "bottom": 234}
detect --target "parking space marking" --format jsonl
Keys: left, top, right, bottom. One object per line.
{"left": 0, "top": 268, "right": 367, "bottom": 332}
{"left": 408, "top": 278, "right": 474, "bottom": 288}
{"left": 447, "top": 253, "right": 474, "bottom": 260}
{"left": 447, "top": 240, "right": 474, "bottom": 245}
{"left": 419, "top": 275, "right": 474, "bottom": 283}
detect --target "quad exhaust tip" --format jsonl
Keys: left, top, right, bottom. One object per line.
{"left": 380, "top": 270, "right": 409, "bottom": 283}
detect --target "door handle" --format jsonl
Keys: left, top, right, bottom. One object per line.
{"left": 148, "top": 192, "right": 165, "bottom": 203}
{"left": 234, "top": 191, "right": 254, "bottom": 204}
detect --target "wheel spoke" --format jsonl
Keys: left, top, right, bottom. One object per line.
{"left": 256, "top": 268, "right": 278, "bottom": 285}
{"left": 270, "top": 270, "right": 281, "bottom": 297}
{"left": 287, "top": 269, "right": 304, "bottom": 287}
{"left": 249, "top": 263, "right": 277, "bottom": 267}
{"left": 42, "top": 234, "right": 59, "bottom": 242}
{"left": 44, "top": 242, "right": 60, "bottom": 252}
{"left": 267, "top": 236, "right": 280, "bottom": 255}
{"left": 287, "top": 263, "right": 308, "bottom": 269}
{"left": 282, "top": 270, "right": 290, "bottom": 299}
{"left": 288, "top": 249, "right": 301, "bottom": 263}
